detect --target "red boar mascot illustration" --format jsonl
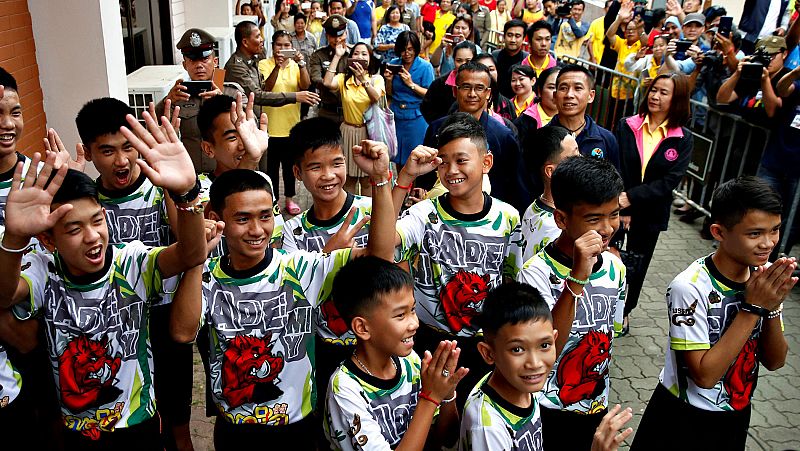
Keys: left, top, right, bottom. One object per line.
{"left": 439, "top": 271, "right": 490, "bottom": 333}
{"left": 556, "top": 330, "right": 611, "bottom": 406}
{"left": 723, "top": 338, "right": 758, "bottom": 410}
{"left": 59, "top": 335, "right": 123, "bottom": 412}
{"left": 320, "top": 299, "right": 349, "bottom": 337}
{"left": 222, "top": 333, "right": 285, "bottom": 408}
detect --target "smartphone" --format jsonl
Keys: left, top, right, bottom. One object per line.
{"left": 315, "top": 11, "right": 326, "bottom": 18}
{"left": 718, "top": 16, "right": 733, "bottom": 38}
{"left": 675, "top": 39, "right": 692, "bottom": 60}
{"left": 348, "top": 58, "right": 368, "bottom": 70}
{"left": 301, "top": 1, "right": 311, "bottom": 8}
{"left": 633, "top": 5, "right": 645, "bottom": 17}
{"left": 279, "top": 48, "right": 298, "bottom": 58}
{"left": 386, "top": 63, "right": 403, "bottom": 74}
{"left": 183, "top": 80, "right": 212, "bottom": 97}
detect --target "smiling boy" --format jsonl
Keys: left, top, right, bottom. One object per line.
{"left": 0, "top": 112, "right": 207, "bottom": 449}
{"left": 517, "top": 156, "right": 626, "bottom": 450}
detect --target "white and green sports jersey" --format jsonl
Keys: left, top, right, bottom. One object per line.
{"left": 659, "top": 255, "right": 772, "bottom": 412}
{"left": 0, "top": 344, "right": 22, "bottom": 409}
{"left": 0, "top": 153, "right": 39, "bottom": 227}
{"left": 459, "top": 373, "right": 544, "bottom": 451}
{"left": 282, "top": 193, "right": 371, "bottom": 345}
{"left": 200, "top": 247, "right": 351, "bottom": 425}
{"left": 521, "top": 198, "right": 560, "bottom": 263}
{"left": 396, "top": 194, "right": 524, "bottom": 337}
{"left": 198, "top": 171, "right": 286, "bottom": 255}
{"left": 325, "top": 352, "right": 424, "bottom": 450}
{"left": 15, "top": 241, "right": 165, "bottom": 432}
{"left": 518, "top": 244, "right": 625, "bottom": 413}
{"left": 98, "top": 174, "right": 170, "bottom": 248}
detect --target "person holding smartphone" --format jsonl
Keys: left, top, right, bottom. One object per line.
{"left": 375, "top": 6, "right": 411, "bottom": 60}
{"left": 259, "top": 30, "right": 312, "bottom": 215}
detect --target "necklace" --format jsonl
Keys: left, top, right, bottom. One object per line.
{"left": 565, "top": 120, "right": 586, "bottom": 136}
{"left": 539, "top": 194, "right": 554, "bottom": 208}
{"left": 353, "top": 351, "right": 397, "bottom": 377}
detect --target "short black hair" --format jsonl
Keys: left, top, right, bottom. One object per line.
{"left": 0, "top": 67, "right": 18, "bottom": 92}
{"left": 75, "top": 98, "right": 134, "bottom": 146}
{"left": 235, "top": 20, "right": 259, "bottom": 47}
{"left": 571, "top": 0, "right": 584, "bottom": 6}
{"left": 437, "top": 112, "right": 488, "bottom": 154}
{"left": 328, "top": 0, "right": 345, "bottom": 9}
{"left": 453, "top": 40, "right": 478, "bottom": 59}
{"left": 556, "top": 63, "right": 595, "bottom": 89}
{"left": 294, "top": 12, "right": 307, "bottom": 23}
{"left": 197, "top": 94, "right": 235, "bottom": 142}
{"left": 504, "top": 19, "right": 526, "bottom": 34}
{"left": 394, "top": 30, "right": 421, "bottom": 56}
{"left": 475, "top": 281, "right": 552, "bottom": 338}
{"left": 456, "top": 61, "right": 491, "bottom": 85}
{"left": 473, "top": 53, "right": 496, "bottom": 66}
{"left": 527, "top": 20, "right": 552, "bottom": 40}
{"left": 711, "top": 176, "right": 783, "bottom": 229}
{"left": 422, "top": 20, "right": 436, "bottom": 40}
{"left": 53, "top": 169, "right": 99, "bottom": 205}
{"left": 524, "top": 126, "right": 570, "bottom": 174}
{"left": 209, "top": 169, "right": 274, "bottom": 214}
{"left": 288, "top": 117, "right": 342, "bottom": 165}
{"left": 332, "top": 256, "right": 414, "bottom": 327}
{"left": 533, "top": 66, "right": 559, "bottom": 97}
{"left": 510, "top": 63, "right": 536, "bottom": 80}
{"left": 551, "top": 156, "right": 623, "bottom": 212}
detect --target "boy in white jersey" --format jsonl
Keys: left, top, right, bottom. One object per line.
{"left": 325, "top": 256, "right": 468, "bottom": 450}
{"left": 169, "top": 140, "right": 395, "bottom": 449}
{"left": 461, "top": 281, "right": 632, "bottom": 451}
{"left": 521, "top": 126, "right": 580, "bottom": 262}
{"left": 517, "top": 156, "right": 626, "bottom": 449}
{"left": 283, "top": 117, "right": 372, "bottom": 433}
{"left": 391, "top": 113, "right": 524, "bottom": 408}
{"left": 631, "top": 177, "right": 794, "bottom": 450}
{"left": 0, "top": 111, "right": 208, "bottom": 449}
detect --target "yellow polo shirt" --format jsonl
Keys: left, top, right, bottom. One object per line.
{"left": 336, "top": 73, "right": 386, "bottom": 125}
{"left": 610, "top": 38, "right": 641, "bottom": 99}
{"left": 431, "top": 12, "right": 456, "bottom": 54}
{"left": 587, "top": 17, "right": 605, "bottom": 62}
{"left": 639, "top": 115, "right": 667, "bottom": 179}
{"left": 521, "top": 9, "right": 544, "bottom": 24}
{"left": 258, "top": 57, "right": 301, "bottom": 137}
{"left": 513, "top": 93, "right": 535, "bottom": 117}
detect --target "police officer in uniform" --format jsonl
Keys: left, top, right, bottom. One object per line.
{"left": 159, "top": 28, "right": 249, "bottom": 173}
{"left": 308, "top": 15, "right": 352, "bottom": 123}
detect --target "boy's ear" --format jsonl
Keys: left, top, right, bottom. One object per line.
{"left": 476, "top": 341, "right": 495, "bottom": 365}
{"left": 208, "top": 209, "right": 222, "bottom": 222}
{"left": 351, "top": 316, "right": 371, "bottom": 341}
{"left": 542, "top": 162, "right": 555, "bottom": 180}
{"left": 553, "top": 208, "right": 568, "bottom": 231}
{"left": 292, "top": 164, "right": 302, "bottom": 180}
{"left": 36, "top": 232, "right": 56, "bottom": 253}
{"left": 81, "top": 144, "right": 93, "bottom": 162}
{"left": 200, "top": 140, "right": 216, "bottom": 159}
{"left": 482, "top": 151, "right": 493, "bottom": 174}
{"left": 709, "top": 223, "right": 725, "bottom": 242}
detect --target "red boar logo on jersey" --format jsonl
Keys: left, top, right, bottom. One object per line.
{"left": 222, "top": 333, "right": 285, "bottom": 408}
{"left": 556, "top": 330, "right": 611, "bottom": 406}
{"left": 440, "top": 271, "right": 490, "bottom": 333}
{"left": 723, "top": 338, "right": 758, "bottom": 410}
{"left": 320, "top": 299, "right": 349, "bottom": 337}
{"left": 59, "top": 335, "right": 123, "bottom": 413}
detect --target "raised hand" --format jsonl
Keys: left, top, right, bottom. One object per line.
{"left": 334, "top": 43, "right": 347, "bottom": 58}
{"left": 591, "top": 404, "right": 634, "bottom": 451}
{"left": 352, "top": 140, "right": 390, "bottom": 180}
{"left": 199, "top": 81, "right": 223, "bottom": 100}
{"left": 572, "top": 230, "right": 603, "bottom": 281}
{"left": 401, "top": 146, "right": 441, "bottom": 179}
{"left": 204, "top": 219, "right": 225, "bottom": 255}
{"left": 120, "top": 111, "right": 196, "bottom": 196}
{"left": 3, "top": 152, "right": 72, "bottom": 241}
{"left": 43, "top": 128, "right": 86, "bottom": 172}
{"left": 231, "top": 91, "right": 269, "bottom": 166}
{"left": 322, "top": 207, "right": 371, "bottom": 252}
{"left": 420, "top": 341, "right": 469, "bottom": 403}
{"left": 745, "top": 257, "right": 798, "bottom": 311}
{"left": 148, "top": 100, "right": 181, "bottom": 134}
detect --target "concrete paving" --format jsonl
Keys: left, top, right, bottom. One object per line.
{"left": 186, "top": 182, "right": 800, "bottom": 450}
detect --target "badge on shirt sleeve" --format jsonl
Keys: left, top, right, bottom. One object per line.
{"left": 591, "top": 147, "right": 604, "bottom": 158}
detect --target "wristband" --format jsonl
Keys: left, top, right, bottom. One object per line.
{"left": 767, "top": 303, "right": 783, "bottom": 320}
{"left": 441, "top": 391, "right": 457, "bottom": 405}
{"left": 396, "top": 180, "right": 413, "bottom": 191}
{"left": 739, "top": 302, "right": 770, "bottom": 318}
{"left": 0, "top": 237, "right": 30, "bottom": 253}
{"left": 175, "top": 202, "right": 205, "bottom": 215}
{"left": 419, "top": 390, "right": 440, "bottom": 407}
{"left": 370, "top": 170, "right": 392, "bottom": 187}
{"left": 169, "top": 178, "right": 201, "bottom": 205}
{"left": 564, "top": 280, "right": 584, "bottom": 299}
{"left": 566, "top": 272, "right": 589, "bottom": 285}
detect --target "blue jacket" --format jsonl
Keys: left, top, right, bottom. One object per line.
{"left": 548, "top": 114, "right": 621, "bottom": 171}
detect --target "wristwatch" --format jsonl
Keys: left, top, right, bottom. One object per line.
{"left": 169, "top": 178, "right": 201, "bottom": 205}
{"left": 739, "top": 302, "right": 770, "bottom": 318}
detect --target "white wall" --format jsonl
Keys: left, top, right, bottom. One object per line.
{"left": 28, "top": 0, "right": 127, "bottom": 177}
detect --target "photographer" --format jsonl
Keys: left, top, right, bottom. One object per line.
{"left": 554, "top": 0, "right": 590, "bottom": 58}
{"left": 663, "top": 13, "right": 708, "bottom": 75}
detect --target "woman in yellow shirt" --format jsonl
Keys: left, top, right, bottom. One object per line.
{"left": 271, "top": 0, "right": 295, "bottom": 32}
{"left": 488, "top": 0, "right": 511, "bottom": 49}
{"left": 307, "top": 1, "right": 326, "bottom": 42}
{"left": 259, "top": 30, "right": 311, "bottom": 214}
{"left": 509, "top": 64, "right": 536, "bottom": 118}
{"left": 431, "top": 0, "right": 456, "bottom": 56}
{"left": 512, "top": 0, "right": 543, "bottom": 24}
{"left": 322, "top": 42, "right": 385, "bottom": 195}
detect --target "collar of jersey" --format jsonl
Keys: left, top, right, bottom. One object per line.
{"left": 214, "top": 248, "right": 274, "bottom": 282}
{"left": 305, "top": 192, "right": 355, "bottom": 229}
{"left": 542, "top": 241, "right": 605, "bottom": 279}
{"left": 480, "top": 375, "right": 537, "bottom": 430}
{"left": 343, "top": 354, "right": 405, "bottom": 396}
{"left": 0, "top": 153, "right": 25, "bottom": 184}
{"left": 436, "top": 193, "right": 493, "bottom": 225}
{"left": 533, "top": 196, "right": 554, "bottom": 214}
{"left": 55, "top": 244, "right": 114, "bottom": 289}
{"left": 703, "top": 255, "right": 746, "bottom": 293}
{"left": 97, "top": 172, "right": 149, "bottom": 201}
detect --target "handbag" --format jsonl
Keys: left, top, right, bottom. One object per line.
{"left": 363, "top": 93, "right": 398, "bottom": 160}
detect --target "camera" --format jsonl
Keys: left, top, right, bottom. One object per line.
{"left": 556, "top": 0, "right": 573, "bottom": 18}
{"left": 701, "top": 50, "right": 723, "bottom": 67}
{"left": 750, "top": 46, "right": 772, "bottom": 67}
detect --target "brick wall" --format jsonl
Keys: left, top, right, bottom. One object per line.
{"left": 0, "top": 0, "right": 46, "bottom": 156}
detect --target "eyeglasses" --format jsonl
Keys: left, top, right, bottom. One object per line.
{"left": 457, "top": 84, "right": 488, "bottom": 93}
